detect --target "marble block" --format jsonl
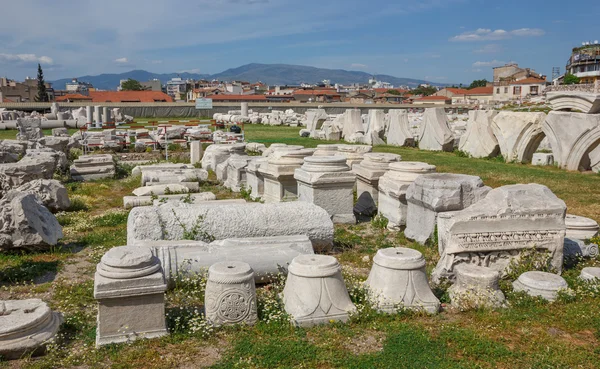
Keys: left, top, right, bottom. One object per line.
{"left": 283, "top": 255, "right": 356, "bottom": 327}
{"left": 448, "top": 264, "right": 506, "bottom": 310}
{"left": 0, "top": 299, "right": 62, "bottom": 360}
{"left": 336, "top": 144, "right": 372, "bottom": 169}
{"left": 353, "top": 153, "right": 401, "bottom": 216}
{"left": 378, "top": 161, "right": 436, "bottom": 230}
{"left": 201, "top": 143, "right": 246, "bottom": 172}
{"left": 294, "top": 156, "right": 356, "bottom": 224}
{"left": 224, "top": 154, "right": 253, "bottom": 192}
{"left": 205, "top": 261, "right": 258, "bottom": 326}
{"left": 565, "top": 214, "right": 599, "bottom": 240}
{"left": 94, "top": 246, "right": 168, "bottom": 346}
{"left": 259, "top": 149, "right": 314, "bottom": 203}
{"left": 512, "top": 271, "right": 568, "bottom": 302}
{"left": 313, "top": 144, "right": 339, "bottom": 156}
{"left": 246, "top": 157, "right": 268, "bottom": 200}
{"left": 190, "top": 141, "right": 203, "bottom": 165}
{"left": 532, "top": 153, "right": 554, "bottom": 166}
{"left": 365, "top": 247, "right": 439, "bottom": 314}
{"left": 579, "top": 267, "right": 600, "bottom": 282}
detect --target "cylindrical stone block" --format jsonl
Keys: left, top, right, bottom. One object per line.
{"left": 86, "top": 106, "right": 92, "bottom": 125}
{"left": 313, "top": 144, "right": 339, "bottom": 156}
{"left": 205, "top": 261, "right": 257, "bottom": 326}
{"left": 448, "top": 264, "right": 506, "bottom": 310}
{"left": 579, "top": 267, "right": 600, "bottom": 282}
{"left": 512, "top": 271, "right": 568, "bottom": 301}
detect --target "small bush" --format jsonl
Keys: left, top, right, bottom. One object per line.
{"left": 371, "top": 214, "right": 389, "bottom": 230}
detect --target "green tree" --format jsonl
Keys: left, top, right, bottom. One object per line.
{"left": 409, "top": 86, "right": 437, "bottom": 96}
{"left": 35, "top": 63, "right": 49, "bottom": 102}
{"left": 121, "top": 78, "right": 144, "bottom": 91}
{"left": 468, "top": 79, "right": 488, "bottom": 89}
{"left": 563, "top": 73, "right": 580, "bottom": 85}
{"left": 386, "top": 89, "right": 402, "bottom": 95}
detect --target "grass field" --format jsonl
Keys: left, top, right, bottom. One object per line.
{"left": 1, "top": 123, "right": 600, "bottom": 368}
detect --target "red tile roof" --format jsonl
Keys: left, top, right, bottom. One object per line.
{"left": 208, "top": 94, "right": 267, "bottom": 101}
{"left": 444, "top": 88, "right": 469, "bottom": 94}
{"left": 464, "top": 86, "right": 493, "bottom": 95}
{"left": 293, "top": 90, "right": 340, "bottom": 96}
{"left": 55, "top": 93, "right": 93, "bottom": 102}
{"left": 0, "top": 97, "right": 15, "bottom": 103}
{"left": 89, "top": 91, "right": 173, "bottom": 103}
{"left": 511, "top": 77, "right": 547, "bottom": 85}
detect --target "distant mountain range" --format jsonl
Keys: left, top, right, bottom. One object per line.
{"left": 51, "top": 63, "right": 447, "bottom": 90}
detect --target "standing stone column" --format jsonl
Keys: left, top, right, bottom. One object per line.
{"left": 241, "top": 102, "right": 249, "bottom": 117}
{"left": 93, "top": 106, "right": 102, "bottom": 128}
{"left": 86, "top": 106, "right": 93, "bottom": 126}
{"left": 259, "top": 149, "right": 314, "bottom": 202}
{"left": 190, "top": 141, "right": 203, "bottom": 165}
{"left": 205, "top": 261, "right": 258, "bottom": 326}
{"left": 94, "top": 246, "right": 168, "bottom": 346}
{"left": 294, "top": 156, "right": 357, "bottom": 224}
{"left": 354, "top": 153, "right": 401, "bottom": 214}
{"left": 365, "top": 247, "right": 440, "bottom": 314}
{"left": 378, "top": 162, "right": 436, "bottom": 230}
{"left": 312, "top": 144, "right": 339, "bottom": 156}
{"left": 104, "top": 107, "right": 111, "bottom": 124}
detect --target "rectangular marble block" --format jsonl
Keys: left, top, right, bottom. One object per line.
{"left": 377, "top": 191, "right": 407, "bottom": 229}
{"left": 297, "top": 182, "right": 355, "bottom": 224}
{"left": 96, "top": 293, "right": 167, "bottom": 346}
{"left": 246, "top": 169, "right": 264, "bottom": 200}
{"left": 190, "top": 141, "right": 203, "bottom": 165}
{"left": 263, "top": 175, "right": 298, "bottom": 203}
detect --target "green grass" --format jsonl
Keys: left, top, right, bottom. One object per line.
{"left": 2, "top": 123, "right": 600, "bottom": 368}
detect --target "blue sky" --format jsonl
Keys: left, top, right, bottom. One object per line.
{"left": 0, "top": 0, "right": 598, "bottom": 84}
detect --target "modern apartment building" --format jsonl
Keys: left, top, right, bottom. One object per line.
{"left": 566, "top": 42, "right": 600, "bottom": 84}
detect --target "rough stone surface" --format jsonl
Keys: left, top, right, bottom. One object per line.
{"left": 283, "top": 255, "right": 356, "bottom": 327}
{"left": 0, "top": 191, "right": 63, "bottom": 250}
{"left": 133, "top": 183, "right": 198, "bottom": 196}
{"left": 364, "top": 110, "right": 386, "bottom": 145}
{"left": 224, "top": 154, "right": 253, "bottom": 192}
{"left": 313, "top": 144, "right": 339, "bottom": 157}
{"left": 353, "top": 153, "right": 401, "bottom": 217}
{"left": 386, "top": 110, "right": 415, "bottom": 147}
{"left": 127, "top": 201, "right": 334, "bottom": 251}
{"left": 579, "top": 267, "right": 600, "bottom": 282}
{"left": 365, "top": 247, "right": 439, "bottom": 314}
{"left": 448, "top": 264, "right": 506, "bottom": 310}
{"left": 246, "top": 157, "right": 268, "bottom": 200}
{"left": 565, "top": 214, "right": 599, "bottom": 240}
{"left": 418, "top": 108, "right": 454, "bottom": 152}
{"left": 458, "top": 110, "right": 499, "bottom": 158}
{"left": 404, "top": 173, "right": 490, "bottom": 244}
{"left": 201, "top": 143, "right": 246, "bottom": 171}
{"left": 123, "top": 192, "right": 218, "bottom": 209}
{"left": 94, "top": 246, "right": 167, "bottom": 346}
{"left": 23, "top": 148, "right": 68, "bottom": 173}
{"left": 132, "top": 163, "right": 195, "bottom": 177}
{"left": 512, "top": 271, "right": 568, "bottom": 301}
{"left": 0, "top": 157, "right": 55, "bottom": 196}
{"left": 70, "top": 154, "right": 115, "bottom": 181}
{"left": 337, "top": 144, "right": 372, "bottom": 169}
{"left": 141, "top": 168, "right": 208, "bottom": 186}
{"left": 532, "top": 153, "right": 554, "bottom": 166}
{"left": 0, "top": 299, "right": 63, "bottom": 360}
{"left": 377, "top": 161, "right": 436, "bottom": 230}
{"left": 434, "top": 184, "right": 566, "bottom": 283}
{"left": 341, "top": 109, "right": 364, "bottom": 140}
{"left": 16, "top": 117, "right": 43, "bottom": 141}
{"left": 15, "top": 179, "right": 70, "bottom": 212}
{"left": 37, "top": 136, "right": 70, "bottom": 154}
{"left": 546, "top": 91, "right": 600, "bottom": 114}
{"left": 491, "top": 112, "right": 546, "bottom": 163}
{"left": 205, "top": 261, "right": 258, "bottom": 326}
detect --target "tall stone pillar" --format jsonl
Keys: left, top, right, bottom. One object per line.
{"left": 86, "top": 106, "right": 93, "bottom": 126}
{"left": 190, "top": 141, "right": 203, "bottom": 165}
{"left": 241, "top": 102, "right": 249, "bottom": 117}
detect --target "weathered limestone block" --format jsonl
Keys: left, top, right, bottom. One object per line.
{"left": 404, "top": 173, "right": 490, "bottom": 245}
{"left": 224, "top": 154, "right": 253, "bottom": 192}
{"left": 532, "top": 153, "right": 554, "bottom": 166}
{"left": 418, "top": 108, "right": 454, "bottom": 152}
{"left": 303, "top": 109, "right": 328, "bottom": 133}
{"left": 70, "top": 154, "right": 115, "bottom": 181}
{"left": 0, "top": 158, "right": 54, "bottom": 196}
{"left": 579, "top": 267, "right": 600, "bottom": 282}
{"left": 132, "top": 183, "right": 199, "bottom": 196}
{"left": 337, "top": 144, "right": 372, "bottom": 169}
{"left": 123, "top": 192, "right": 218, "bottom": 209}
{"left": 24, "top": 148, "right": 68, "bottom": 173}
{"left": 261, "top": 144, "right": 298, "bottom": 157}
{"left": 353, "top": 153, "right": 402, "bottom": 216}
{"left": 283, "top": 255, "right": 356, "bottom": 327}
{"left": 16, "top": 117, "right": 43, "bottom": 141}
{"left": 245, "top": 142, "right": 267, "bottom": 155}
{"left": 0, "top": 139, "right": 27, "bottom": 156}
{"left": 52, "top": 128, "right": 69, "bottom": 137}
{"left": 131, "top": 163, "right": 195, "bottom": 177}
{"left": 215, "top": 160, "right": 228, "bottom": 182}
{"left": 546, "top": 91, "right": 600, "bottom": 114}
{"left": 312, "top": 144, "right": 339, "bottom": 157}
{"left": 259, "top": 149, "right": 314, "bottom": 203}
{"left": 386, "top": 110, "right": 415, "bottom": 147}
{"left": 94, "top": 246, "right": 168, "bottom": 346}
{"left": 565, "top": 214, "right": 599, "bottom": 240}
{"left": 448, "top": 264, "right": 506, "bottom": 310}
{"left": 433, "top": 184, "right": 566, "bottom": 283}
{"left": 0, "top": 299, "right": 63, "bottom": 360}
{"left": 365, "top": 247, "right": 439, "bottom": 314}
{"left": 152, "top": 235, "right": 314, "bottom": 284}
{"left": 37, "top": 136, "right": 70, "bottom": 154}
{"left": 205, "top": 261, "right": 258, "bottom": 326}
{"left": 201, "top": 143, "right": 246, "bottom": 171}
{"left": 512, "top": 271, "right": 568, "bottom": 301}
{"left": 246, "top": 157, "right": 268, "bottom": 200}
{"left": 295, "top": 156, "right": 356, "bottom": 224}
{"left": 141, "top": 168, "right": 208, "bottom": 186}
{"left": 458, "top": 110, "right": 499, "bottom": 158}
{"left": 15, "top": 179, "right": 70, "bottom": 212}
{"left": 0, "top": 151, "right": 18, "bottom": 164}
{"left": 378, "top": 162, "right": 437, "bottom": 230}
{"left": 491, "top": 112, "right": 546, "bottom": 163}
{"left": 0, "top": 191, "right": 63, "bottom": 251}
{"left": 341, "top": 109, "right": 364, "bottom": 140}
{"left": 364, "top": 110, "right": 386, "bottom": 145}
{"left": 543, "top": 111, "right": 600, "bottom": 171}
{"left": 190, "top": 141, "right": 203, "bottom": 165}
{"left": 127, "top": 201, "right": 334, "bottom": 251}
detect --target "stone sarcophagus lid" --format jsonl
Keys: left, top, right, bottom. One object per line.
{"left": 432, "top": 184, "right": 567, "bottom": 283}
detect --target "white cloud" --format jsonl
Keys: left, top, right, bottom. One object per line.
{"left": 473, "top": 44, "right": 502, "bottom": 53}
{"left": 114, "top": 57, "right": 129, "bottom": 63}
{"left": 350, "top": 63, "right": 368, "bottom": 69}
{"left": 450, "top": 28, "right": 545, "bottom": 42}
{"left": 472, "top": 60, "right": 506, "bottom": 67}
{"left": 0, "top": 53, "right": 53, "bottom": 65}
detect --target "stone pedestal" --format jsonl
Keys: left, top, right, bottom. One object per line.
{"left": 261, "top": 144, "right": 304, "bottom": 158}
{"left": 70, "top": 154, "right": 116, "bottom": 181}
{"left": 448, "top": 264, "right": 505, "bottom": 310}
{"left": 404, "top": 173, "right": 490, "bottom": 244}
{"left": 365, "top": 248, "right": 439, "bottom": 314}
{"left": 336, "top": 144, "right": 372, "bottom": 169}
{"left": 353, "top": 153, "right": 401, "bottom": 215}
{"left": 294, "top": 156, "right": 356, "bottom": 224}
{"left": 313, "top": 144, "right": 339, "bottom": 156}
{"left": 0, "top": 299, "right": 62, "bottom": 360}
{"left": 205, "top": 261, "right": 257, "bottom": 326}
{"left": 283, "top": 255, "right": 356, "bottom": 327}
{"left": 512, "top": 271, "right": 568, "bottom": 301}
{"left": 259, "top": 149, "right": 314, "bottom": 203}
{"left": 579, "top": 267, "right": 600, "bottom": 282}
{"left": 246, "top": 157, "right": 268, "bottom": 200}
{"left": 224, "top": 154, "right": 253, "bottom": 192}
{"left": 377, "top": 161, "right": 436, "bottom": 230}
{"left": 94, "top": 246, "right": 168, "bottom": 346}
{"left": 565, "top": 214, "right": 599, "bottom": 240}
{"left": 190, "top": 141, "right": 203, "bottom": 165}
